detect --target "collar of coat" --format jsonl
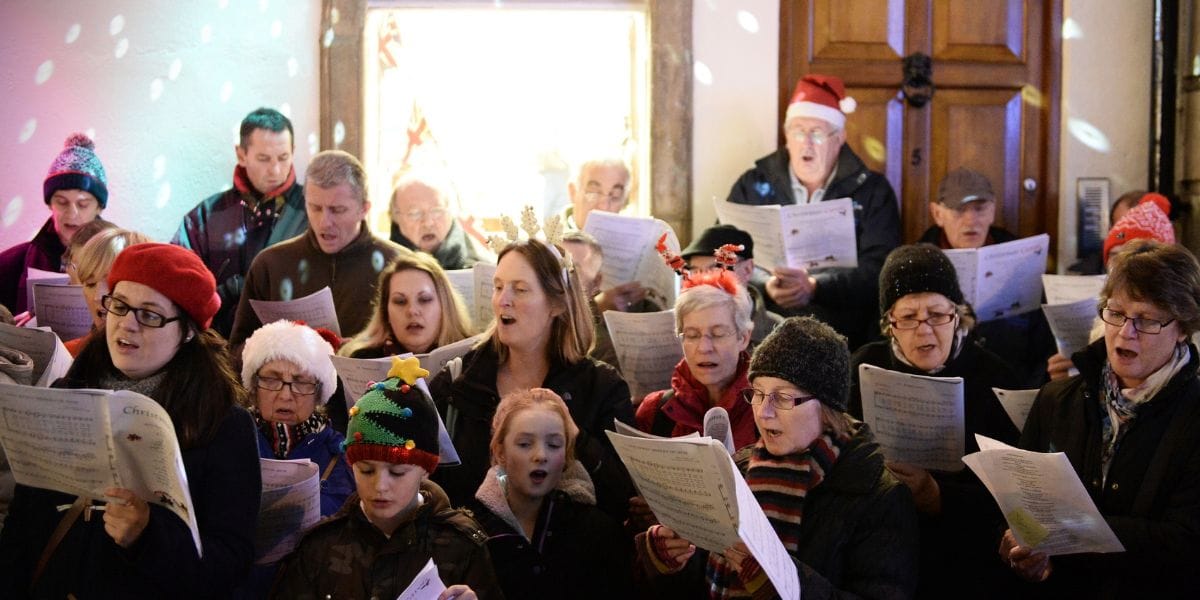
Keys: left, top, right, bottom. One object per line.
{"left": 473, "top": 462, "right": 596, "bottom": 541}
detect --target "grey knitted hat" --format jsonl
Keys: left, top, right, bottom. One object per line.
{"left": 749, "top": 316, "right": 849, "bottom": 411}
{"left": 878, "top": 244, "right": 965, "bottom": 315}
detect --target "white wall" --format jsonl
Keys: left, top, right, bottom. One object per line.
{"left": 691, "top": 0, "right": 779, "bottom": 238}
{"left": 0, "top": 0, "right": 321, "bottom": 246}
{"left": 690, "top": 0, "right": 1153, "bottom": 268}
{"left": 1056, "top": 0, "right": 1153, "bottom": 270}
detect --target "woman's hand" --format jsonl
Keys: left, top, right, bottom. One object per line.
{"left": 596, "top": 282, "right": 647, "bottom": 312}
{"left": 103, "top": 487, "right": 150, "bottom": 548}
{"left": 649, "top": 524, "right": 696, "bottom": 565}
{"left": 439, "top": 585, "right": 477, "bottom": 600}
{"left": 999, "top": 529, "right": 1052, "bottom": 582}
{"left": 627, "top": 495, "right": 659, "bottom": 531}
{"left": 887, "top": 462, "right": 942, "bottom": 515}
{"left": 721, "top": 541, "right": 753, "bottom": 573}
{"left": 1046, "top": 352, "right": 1076, "bottom": 381}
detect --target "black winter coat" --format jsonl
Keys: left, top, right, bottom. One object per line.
{"left": 639, "top": 421, "right": 919, "bottom": 600}
{"left": 730, "top": 145, "right": 901, "bottom": 350}
{"left": 850, "top": 338, "right": 1022, "bottom": 597}
{"left": 390, "top": 218, "right": 489, "bottom": 271}
{"left": 469, "top": 471, "right": 633, "bottom": 599}
{"left": 428, "top": 344, "right": 636, "bottom": 521}
{"left": 0, "top": 398, "right": 261, "bottom": 598}
{"left": 1018, "top": 339, "right": 1200, "bottom": 598}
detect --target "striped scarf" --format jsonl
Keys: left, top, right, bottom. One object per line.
{"left": 704, "top": 432, "right": 843, "bottom": 599}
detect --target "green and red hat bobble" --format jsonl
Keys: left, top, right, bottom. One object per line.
{"left": 342, "top": 356, "right": 440, "bottom": 474}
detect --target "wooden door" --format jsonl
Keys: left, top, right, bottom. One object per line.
{"left": 780, "top": 0, "right": 1061, "bottom": 261}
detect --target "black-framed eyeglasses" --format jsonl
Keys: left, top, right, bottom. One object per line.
{"left": 101, "top": 295, "right": 183, "bottom": 328}
{"left": 739, "top": 388, "right": 818, "bottom": 411}
{"left": 888, "top": 311, "right": 956, "bottom": 330}
{"left": 254, "top": 375, "right": 319, "bottom": 396}
{"left": 1099, "top": 306, "right": 1175, "bottom": 335}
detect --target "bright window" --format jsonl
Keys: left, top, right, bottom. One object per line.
{"left": 362, "top": 3, "right": 650, "bottom": 234}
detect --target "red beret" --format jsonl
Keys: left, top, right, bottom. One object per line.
{"left": 107, "top": 243, "right": 220, "bottom": 330}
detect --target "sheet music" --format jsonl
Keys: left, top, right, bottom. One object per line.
{"left": 0, "top": 384, "right": 202, "bottom": 555}
{"left": 713, "top": 201, "right": 787, "bottom": 271}
{"left": 249, "top": 287, "right": 341, "bottom": 336}
{"left": 1042, "top": 274, "right": 1106, "bottom": 306}
{"left": 944, "top": 234, "right": 1049, "bottom": 321}
{"left": 606, "top": 431, "right": 799, "bottom": 597}
{"left": 991, "top": 388, "right": 1039, "bottom": 433}
{"left": 963, "top": 435, "right": 1124, "bottom": 556}
{"left": 444, "top": 269, "right": 474, "bottom": 316}
{"left": 33, "top": 283, "right": 92, "bottom": 341}
{"left": 603, "top": 310, "right": 682, "bottom": 401}
{"left": 416, "top": 335, "right": 482, "bottom": 376}
{"left": 24, "top": 267, "right": 69, "bottom": 314}
{"left": 471, "top": 263, "right": 497, "bottom": 328}
{"left": 328, "top": 354, "right": 460, "bottom": 466}
{"left": 715, "top": 199, "right": 857, "bottom": 273}
{"left": 779, "top": 198, "right": 857, "bottom": 270}
{"left": 1042, "top": 297, "right": 1099, "bottom": 355}
{"left": 255, "top": 458, "right": 320, "bottom": 564}
{"left": 0, "top": 322, "right": 72, "bottom": 386}
{"left": 396, "top": 558, "right": 447, "bottom": 600}
{"left": 583, "top": 211, "right": 681, "bottom": 308}
{"left": 857, "top": 364, "right": 965, "bottom": 472}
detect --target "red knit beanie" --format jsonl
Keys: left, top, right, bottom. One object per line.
{"left": 1103, "top": 193, "right": 1175, "bottom": 264}
{"left": 107, "top": 243, "right": 220, "bottom": 330}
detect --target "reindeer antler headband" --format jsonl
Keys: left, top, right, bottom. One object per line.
{"left": 657, "top": 232, "right": 743, "bottom": 296}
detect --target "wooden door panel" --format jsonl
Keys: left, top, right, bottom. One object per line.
{"left": 811, "top": 0, "right": 905, "bottom": 61}
{"left": 932, "top": 0, "right": 1024, "bottom": 63}
{"left": 930, "top": 88, "right": 1027, "bottom": 233}
{"left": 843, "top": 87, "right": 906, "bottom": 200}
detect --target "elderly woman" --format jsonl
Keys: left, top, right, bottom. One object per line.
{"left": 242, "top": 320, "right": 354, "bottom": 516}
{"left": 65, "top": 228, "right": 151, "bottom": 356}
{"left": 849, "top": 243, "right": 1021, "bottom": 597}
{"left": 340, "top": 252, "right": 473, "bottom": 358}
{"left": 1004, "top": 239, "right": 1200, "bottom": 596}
{"left": 429, "top": 238, "right": 635, "bottom": 522}
{"left": 640, "top": 317, "right": 918, "bottom": 598}
{"left": 636, "top": 273, "right": 754, "bottom": 446}
{"left": 1, "top": 133, "right": 108, "bottom": 316}
{"left": 0, "top": 243, "right": 260, "bottom": 598}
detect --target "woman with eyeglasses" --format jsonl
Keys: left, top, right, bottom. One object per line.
{"left": 848, "top": 243, "right": 1020, "bottom": 597}
{"left": 0, "top": 243, "right": 261, "bottom": 598}
{"left": 1002, "top": 239, "right": 1200, "bottom": 596}
{"left": 638, "top": 316, "right": 918, "bottom": 598}
{"left": 339, "top": 252, "right": 474, "bottom": 359}
{"left": 635, "top": 274, "right": 755, "bottom": 446}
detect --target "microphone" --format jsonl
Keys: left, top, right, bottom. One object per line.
{"left": 704, "top": 406, "right": 736, "bottom": 455}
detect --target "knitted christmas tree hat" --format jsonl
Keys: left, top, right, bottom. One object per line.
{"left": 343, "top": 356, "right": 440, "bottom": 473}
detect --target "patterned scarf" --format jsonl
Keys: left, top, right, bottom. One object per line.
{"left": 1098, "top": 343, "right": 1189, "bottom": 480}
{"left": 232, "top": 164, "right": 296, "bottom": 227}
{"left": 254, "top": 408, "right": 328, "bottom": 459}
{"left": 704, "top": 432, "right": 843, "bottom": 599}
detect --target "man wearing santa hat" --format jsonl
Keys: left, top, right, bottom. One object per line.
{"left": 727, "top": 74, "right": 900, "bottom": 350}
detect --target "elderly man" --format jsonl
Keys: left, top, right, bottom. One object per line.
{"left": 388, "top": 171, "right": 489, "bottom": 270}
{"left": 680, "top": 225, "right": 782, "bottom": 345}
{"left": 562, "top": 157, "right": 646, "bottom": 313}
{"left": 728, "top": 74, "right": 900, "bottom": 350}
{"left": 229, "top": 150, "right": 408, "bottom": 349}
{"left": 173, "top": 108, "right": 309, "bottom": 337}
{"left": 920, "top": 167, "right": 1054, "bottom": 388}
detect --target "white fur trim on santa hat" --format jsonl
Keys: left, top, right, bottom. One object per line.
{"left": 241, "top": 320, "right": 338, "bottom": 405}
{"left": 785, "top": 101, "right": 848, "bottom": 130}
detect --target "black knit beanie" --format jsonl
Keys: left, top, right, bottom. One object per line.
{"left": 749, "top": 316, "right": 849, "bottom": 411}
{"left": 878, "top": 244, "right": 965, "bottom": 315}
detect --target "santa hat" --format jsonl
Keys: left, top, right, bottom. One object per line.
{"left": 785, "top": 74, "right": 857, "bottom": 130}
{"left": 45, "top": 133, "right": 109, "bottom": 208}
{"left": 1103, "top": 193, "right": 1175, "bottom": 264}
{"left": 241, "top": 320, "right": 339, "bottom": 406}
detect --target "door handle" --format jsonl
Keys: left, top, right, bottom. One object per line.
{"left": 901, "top": 52, "right": 934, "bottom": 108}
